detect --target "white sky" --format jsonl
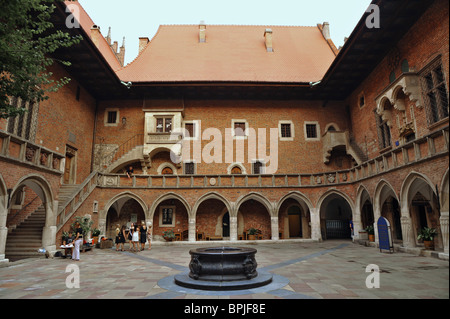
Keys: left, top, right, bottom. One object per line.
{"left": 78, "top": 0, "right": 373, "bottom": 65}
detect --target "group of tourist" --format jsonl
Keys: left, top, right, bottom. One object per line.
{"left": 115, "top": 222, "right": 152, "bottom": 252}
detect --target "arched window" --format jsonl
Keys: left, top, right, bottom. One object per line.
{"left": 231, "top": 166, "right": 242, "bottom": 174}
{"left": 161, "top": 167, "right": 173, "bottom": 175}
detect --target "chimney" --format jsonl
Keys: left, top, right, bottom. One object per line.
{"left": 264, "top": 28, "right": 273, "bottom": 52}
{"left": 90, "top": 25, "right": 101, "bottom": 48}
{"left": 199, "top": 21, "right": 206, "bottom": 43}
{"left": 117, "top": 37, "right": 125, "bottom": 66}
{"left": 321, "top": 22, "right": 331, "bottom": 40}
{"left": 139, "top": 37, "right": 149, "bottom": 54}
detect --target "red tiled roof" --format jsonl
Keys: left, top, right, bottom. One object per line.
{"left": 116, "top": 25, "right": 337, "bottom": 83}
{"left": 64, "top": 1, "right": 122, "bottom": 71}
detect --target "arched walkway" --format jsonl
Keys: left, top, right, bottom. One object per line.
{"left": 150, "top": 193, "right": 191, "bottom": 241}
{"left": 3, "top": 174, "right": 56, "bottom": 261}
{"left": 317, "top": 190, "right": 354, "bottom": 240}
{"left": 401, "top": 172, "right": 442, "bottom": 250}
{"left": 193, "top": 192, "right": 233, "bottom": 241}
{"left": 374, "top": 180, "right": 402, "bottom": 243}
{"left": 235, "top": 193, "right": 273, "bottom": 240}
{"left": 277, "top": 192, "right": 313, "bottom": 239}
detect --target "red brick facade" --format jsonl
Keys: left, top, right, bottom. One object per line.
{"left": 0, "top": 0, "right": 448, "bottom": 261}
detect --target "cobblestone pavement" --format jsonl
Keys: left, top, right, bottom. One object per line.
{"left": 0, "top": 240, "right": 448, "bottom": 299}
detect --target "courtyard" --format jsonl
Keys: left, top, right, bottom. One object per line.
{"left": 0, "top": 240, "right": 448, "bottom": 300}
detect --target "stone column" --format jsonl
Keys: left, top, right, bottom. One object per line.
{"left": 42, "top": 225, "right": 57, "bottom": 253}
{"left": 440, "top": 211, "right": 449, "bottom": 254}
{"left": 230, "top": 216, "right": 238, "bottom": 242}
{"left": 0, "top": 195, "right": 8, "bottom": 262}
{"left": 310, "top": 207, "right": 322, "bottom": 241}
{"left": 98, "top": 218, "right": 107, "bottom": 240}
{"left": 0, "top": 226, "right": 8, "bottom": 263}
{"left": 353, "top": 219, "right": 362, "bottom": 241}
{"left": 400, "top": 215, "right": 414, "bottom": 248}
{"left": 271, "top": 217, "right": 279, "bottom": 240}
{"left": 188, "top": 218, "right": 196, "bottom": 242}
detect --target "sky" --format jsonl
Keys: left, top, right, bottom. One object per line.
{"left": 78, "top": 0, "right": 373, "bottom": 65}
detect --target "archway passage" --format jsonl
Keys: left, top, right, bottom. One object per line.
{"left": 380, "top": 196, "right": 403, "bottom": 242}
{"left": 320, "top": 194, "right": 352, "bottom": 240}
{"left": 278, "top": 198, "right": 311, "bottom": 239}
{"left": 152, "top": 198, "right": 189, "bottom": 241}
{"left": 238, "top": 199, "right": 271, "bottom": 240}
{"left": 106, "top": 197, "right": 146, "bottom": 240}
{"left": 5, "top": 178, "right": 52, "bottom": 261}
{"left": 196, "top": 198, "right": 229, "bottom": 240}
{"left": 406, "top": 177, "right": 442, "bottom": 250}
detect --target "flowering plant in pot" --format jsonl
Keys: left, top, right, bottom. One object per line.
{"left": 365, "top": 226, "right": 375, "bottom": 242}
{"left": 417, "top": 227, "right": 438, "bottom": 250}
{"left": 163, "top": 229, "right": 175, "bottom": 241}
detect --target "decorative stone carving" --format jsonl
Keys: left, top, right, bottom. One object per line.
{"left": 316, "top": 176, "right": 322, "bottom": 184}
{"left": 25, "top": 147, "right": 35, "bottom": 162}
{"left": 327, "top": 174, "right": 335, "bottom": 183}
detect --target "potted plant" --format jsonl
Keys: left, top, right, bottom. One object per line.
{"left": 417, "top": 227, "right": 438, "bottom": 250}
{"left": 92, "top": 228, "right": 101, "bottom": 244}
{"left": 248, "top": 228, "right": 258, "bottom": 240}
{"left": 365, "top": 226, "right": 375, "bottom": 242}
{"left": 71, "top": 216, "right": 93, "bottom": 237}
{"left": 163, "top": 229, "right": 175, "bottom": 242}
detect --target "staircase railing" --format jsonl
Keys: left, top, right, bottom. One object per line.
{"left": 101, "top": 134, "right": 144, "bottom": 169}
{"left": 56, "top": 171, "right": 99, "bottom": 231}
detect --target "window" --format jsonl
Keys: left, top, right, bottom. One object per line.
{"left": 161, "top": 167, "right": 173, "bottom": 175}
{"left": 305, "top": 123, "right": 318, "bottom": 139}
{"left": 234, "top": 122, "right": 246, "bottom": 136}
{"left": 184, "top": 162, "right": 195, "bottom": 175}
{"left": 420, "top": 59, "right": 449, "bottom": 125}
{"left": 185, "top": 123, "right": 194, "bottom": 138}
{"left": 183, "top": 120, "right": 199, "bottom": 140}
{"left": 359, "top": 94, "right": 365, "bottom": 108}
{"left": 156, "top": 117, "right": 172, "bottom": 133}
{"left": 252, "top": 160, "right": 264, "bottom": 174}
{"left": 281, "top": 124, "right": 291, "bottom": 138}
{"left": 107, "top": 111, "right": 117, "bottom": 124}
{"left": 7, "top": 97, "right": 38, "bottom": 141}
{"left": 104, "top": 108, "right": 119, "bottom": 126}
{"left": 231, "top": 166, "right": 242, "bottom": 174}
{"left": 159, "top": 206, "right": 175, "bottom": 227}
{"left": 376, "top": 114, "right": 391, "bottom": 149}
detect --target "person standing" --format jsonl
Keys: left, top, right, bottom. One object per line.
{"left": 139, "top": 221, "right": 147, "bottom": 251}
{"left": 128, "top": 223, "right": 134, "bottom": 251}
{"left": 72, "top": 222, "right": 83, "bottom": 261}
{"left": 116, "top": 225, "right": 126, "bottom": 251}
{"left": 131, "top": 225, "right": 140, "bottom": 252}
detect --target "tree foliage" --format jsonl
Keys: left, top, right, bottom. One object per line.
{"left": 0, "top": 0, "right": 82, "bottom": 119}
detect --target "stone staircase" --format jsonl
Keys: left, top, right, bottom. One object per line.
{"left": 5, "top": 206, "right": 46, "bottom": 261}
{"left": 57, "top": 184, "right": 82, "bottom": 212}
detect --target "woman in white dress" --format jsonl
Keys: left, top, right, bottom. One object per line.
{"left": 131, "top": 226, "right": 140, "bottom": 252}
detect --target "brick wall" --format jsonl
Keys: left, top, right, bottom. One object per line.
{"left": 347, "top": 0, "right": 449, "bottom": 159}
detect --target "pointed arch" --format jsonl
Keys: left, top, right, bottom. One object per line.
{"left": 101, "top": 191, "right": 148, "bottom": 221}
{"left": 440, "top": 168, "right": 449, "bottom": 212}
{"left": 400, "top": 171, "right": 437, "bottom": 208}
{"left": 234, "top": 192, "right": 274, "bottom": 217}
{"left": 149, "top": 192, "right": 191, "bottom": 220}
{"left": 276, "top": 191, "right": 313, "bottom": 216}
{"left": 192, "top": 192, "right": 232, "bottom": 218}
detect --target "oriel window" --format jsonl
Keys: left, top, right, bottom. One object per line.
{"left": 420, "top": 59, "right": 449, "bottom": 125}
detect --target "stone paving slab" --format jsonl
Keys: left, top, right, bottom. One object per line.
{"left": 0, "top": 240, "right": 448, "bottom": 300}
